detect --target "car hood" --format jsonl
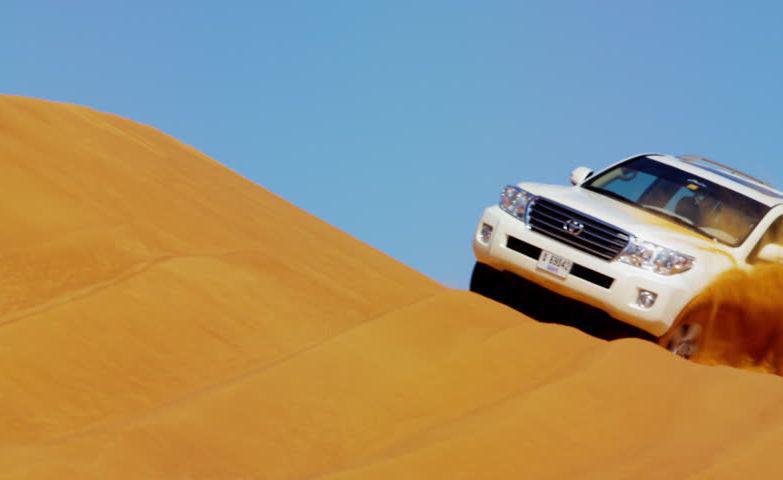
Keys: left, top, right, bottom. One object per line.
{"left": 519, "top": 182, "right": 732, "bottom": 258}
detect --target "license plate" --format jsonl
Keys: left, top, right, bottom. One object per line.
{"left": 537, "top": 250, "right": 572, "bottom": 279}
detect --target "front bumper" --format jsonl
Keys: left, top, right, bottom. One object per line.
{"left": 472, "top": 205, "right": 694, "bottom": 337}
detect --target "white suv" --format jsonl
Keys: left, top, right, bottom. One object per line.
{"left": 471, "top": 154, "right": 783, "bottom": 356}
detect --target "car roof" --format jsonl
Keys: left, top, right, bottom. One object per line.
{"left": 632, "top": 154, "right": 783, "bottom": 207}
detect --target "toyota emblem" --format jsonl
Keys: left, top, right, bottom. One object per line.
{"left": 564, "top": 219, "right": 584, "bottom": 236}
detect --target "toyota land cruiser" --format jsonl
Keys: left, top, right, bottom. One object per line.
{"left": 471, "top": 154, "right": 783, "bottom": 357}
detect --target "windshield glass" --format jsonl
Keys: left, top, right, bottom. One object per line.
{"left": 583, "top": 156, "right": 769, "bottom": 247}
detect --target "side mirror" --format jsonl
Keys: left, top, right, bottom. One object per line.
{"left": 570, "top": 166, "right": 594, "bottom": 186}
{"left": 757, "top": 243, "right": 783, "bottom": 264}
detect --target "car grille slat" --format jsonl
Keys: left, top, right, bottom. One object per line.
{"left": 529, "top": 208, "right": 629, "bottom": 248}
{"left": 528, "top": 217, "right": 618, "bottom": 256}
{"left": 528, "top": 198, "right": 631, "bottom": 261}
{"left": 533, "top": 202, "right": 630, "bottom": 244}
{"left": 529, "top": 222, "right": 619, "bottom": 259}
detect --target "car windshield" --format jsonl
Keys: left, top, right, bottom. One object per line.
{"left": 583, "top": 156, "right": 769, "bottom": 247}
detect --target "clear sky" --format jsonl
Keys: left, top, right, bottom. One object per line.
{"left": 4, "top": 1, "right": 783, "bottom": 287}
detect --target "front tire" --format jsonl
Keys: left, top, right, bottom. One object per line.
{"left": 665, "top": 323, "right": 703, "bottom": 359}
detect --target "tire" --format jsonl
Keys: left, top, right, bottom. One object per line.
{"left": 660, "top": 303, "right": 713, "bottom": 360}
{"left": 664, "top": 322, "right": 703, "bottom": 359}
{"left": 469, "top": 262, "right": 502, "bottom": 299}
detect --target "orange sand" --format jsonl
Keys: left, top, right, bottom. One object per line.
{"left": 2, "top": 95, "right": 783, "bottom": 479}
{"left": 672, "top": 265, "right": 783, "bottom": 374}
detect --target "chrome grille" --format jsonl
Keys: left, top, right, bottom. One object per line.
{"left": 528, "top": 198, "right": 631, "bottom": 261}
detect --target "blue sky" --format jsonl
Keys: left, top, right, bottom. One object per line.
{"left": 4, "top": 1, "right": 783, "bottom": 287}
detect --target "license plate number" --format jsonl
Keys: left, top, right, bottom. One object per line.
{"left": 537, "top": 250, "right": 572, "bottom": 279}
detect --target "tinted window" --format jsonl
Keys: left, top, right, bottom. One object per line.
{"left": 583, "top": 157, "right": 770, "bottom": 247}
{"left": 600, "top": 170, "right": 657, "bottom": 200}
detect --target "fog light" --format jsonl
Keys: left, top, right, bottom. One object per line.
{"left": 479, "top": 223, "right": 494, "bottom": 243}
{"left": 637, "top": 290, "right": 657, "bottom": 309}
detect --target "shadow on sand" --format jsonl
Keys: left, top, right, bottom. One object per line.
{"left": 475, "top": 269, "right": 657, "bottom": 343}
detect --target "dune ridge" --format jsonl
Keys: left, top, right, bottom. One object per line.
{"left": 2, "top": 95, "right": 783, "bottom": 479}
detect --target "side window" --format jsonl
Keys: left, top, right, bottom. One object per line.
{"left": 749, "top": 216, "right": 783, "bottom": 264}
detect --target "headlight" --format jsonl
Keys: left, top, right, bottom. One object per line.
{"left": 499, "top": 185, "right": 534, "bottom": 221}
{"left": 618, "top": 238, "right": 695, "bottom": 275}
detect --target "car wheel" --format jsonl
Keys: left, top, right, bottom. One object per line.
{"left": 469, "top": 262, "right": 502, "bottom": 299}
{"left": 666, "top": 323, "right": 703, "bottom": 359}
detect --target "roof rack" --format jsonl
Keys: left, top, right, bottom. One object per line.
{"left": 677, "top": 155, "right": 774, "bottom": 188}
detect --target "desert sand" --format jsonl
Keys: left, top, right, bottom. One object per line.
{"left": 2, "top": 95, "right": 783, "bottom": 479}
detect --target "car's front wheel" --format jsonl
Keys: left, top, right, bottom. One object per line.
{"left": 665, "top": 322, "right": 703, "bottom": 359}
{"left": 661, "top": 303, "right": 713, "bottom": 360}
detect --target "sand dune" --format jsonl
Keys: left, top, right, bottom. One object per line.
{"left": 2, "top": 95, "right": 783, "bottom": 479}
